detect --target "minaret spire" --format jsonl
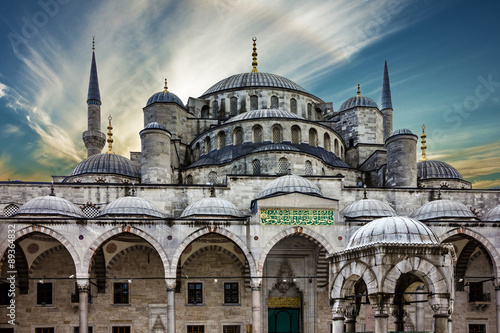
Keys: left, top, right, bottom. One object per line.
{"left": 420, "top": 124, "right": 428, "bottom": 161}
{"left": 381, "top": 60, "right": 392, "bottom": 110}
{"left": 251, "top": 37, "right": 258, "bottom": 73}
{"left": 381, "top": 60, "right": 393, "bottom": 141}
{"left": 83, "top": 37, "right": 106, "bottom": 157}
{"left": 107, "top": 115, "right": 114, "bottom": 154}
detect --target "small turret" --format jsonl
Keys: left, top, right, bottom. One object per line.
{"left": 385, "top": 129, "right": 418, "bottom": 187}
{"left": 82, "top": 37, "right": 106, "bottom": 157}
{"left": 381, "top": 61, "right": 393, "bottom": 142}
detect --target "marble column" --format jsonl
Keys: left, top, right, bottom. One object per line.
{"left": 496, "top": 286, "right": 500, "bottom": 333}
{"left": 392, "top": 306, "right": 406, "bottom": 332}
{"left": 166, "top": 279, "right": 176, "bottom": 333}
{"left": 251, "top": 278, "right": 262, "bottom": 333}
{"left": 344, "top": 305, "right": 358, "bottom": 332}
{"left": 430, "top": 296, "right": 450, "bottom": 333}
{"left": 368, "top": 294, "right": 392, "bottom": 333}
{"left": 331, "top": 300, "right": 345, "bottom": 333}
{"left": 77, "top": 280, "right": 89, "bottom": 333}
{"left": 415, "top": 286, "right": 425, "bottom": 331}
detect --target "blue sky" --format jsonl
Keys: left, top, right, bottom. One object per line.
{"left": 0, "top": 0, "right": 499, "bottom": 188}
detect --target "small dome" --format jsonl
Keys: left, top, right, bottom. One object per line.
{"left": 143, "top": 122, "right": 167, "bottom": 130}
{"left": 71, "top": 153, "right": 140, "bottom": 179}
{"left": 482, "top": 204, "right": 500, "bottom": 221}
{"left": 347, "top": 216, "right": 439, "bottom": 249}
{"left": 224, "top": 109, "right": 305, "bottom": 124}
{"left": 341, "top": 199, "right": 397, "bottom": 220}
{"left": 390, "top": 128, "right": 414, "bottom": 137}
{"left": 258, "top": 174, "right": 322, "bottom": 198}
{"left": 201, "top": 72, "right": 308, "bottom": 97}
{"left": 411, "top": 199, "right": 477, "bottom": 221}
{"left": 16, "top": 196, "right": 84, "bottom": 218}
{"left": 180, "top": 197, "right": 243, "bottom": 218}
{"left": 338, "top": 96, "right": 378, "bottom": 112}
{"left": 417, "top": 160, "right": 463, "bottom": 180}
{"left": 98, "top": 197, "right": 164, "bottom": 218}
{"left": 146, "top": 91, "right": 185, "bottom": 108}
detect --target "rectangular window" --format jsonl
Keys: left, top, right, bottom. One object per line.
{"left": 0, "top": 284, "right": 12, "bottom": 305}
{"left": 35, "top": 329, "right": 54, "bottom": 333}
{"left": 224, "top": 283, "right": 239, "bottom": 304}
{"left": 469, "top": 324, "right": 486, "bottom": 333}
{"left": 0, "top": 328, "right": 15, "bottom": 333}
{"left": 112, "top": 327, "right": 130, "bottom": 333}
{"left": 469, "top": 282, "right": 484, "bottom": 302}
{"left": 113, "top": 282, "right": 129, "bottom": 304}
{"left": 223, "top": 325, "right": 240, "bottom": 333}
{"left": 36, "top": 282, "right": 53, "bottom": 305}
{"left": 74, "top": 327, "right": 93, "bottom": 333}
{"left": 187, "top": 283, "right": 203, "bottom": 304}
{"left": 187, "top": 326, "right": 204, "bottom": 333}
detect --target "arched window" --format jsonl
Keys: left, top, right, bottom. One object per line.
{"left": 217, "top": 131, "right": 226, "bottom": 149}
{"left": 271, "top": 96, "right": 279, "bottom": 109}
{"left": 193, "top": 143, "right": 200, "bottom": 161}
{"left": 290, "top": 98, "right": 297, "bottom": 114}
{"left": 291, "top": 125, "right": 301, "bottom": 144}
{"left": 231, "top": 166, "right": 238, "bottom": 174}
{"left": 324, "top": 133, "right": 331, "bottom": 151}
{"left": 278, "top": 158, "right": 290, "bottom": 175}
{"left": 186, "top": 175, "right": 193, "bottom": 184}
{"left": 3, "top": 204, "right": 19, "bottom": 217}
{"left": 334, "top": 139, "right": 339, "bottom": 156}
{"left": 201, "top": 105, "right": 209, "bottom": 119}
{"left": 307, "top": 103, "right": 312, "bottom": 119}
{"left": 204, "top": 136, "right": 211, "bottom": 154}
{"left": 272, "top": 125, "right": 282, "bottom": 143}
{"left": 309, "top": 128, "right": 318, "bottom": 147}
{"left": 81, "top": 203, "right": 99, "bottom": 218}
{"left": 253, "top": 125, "right": 263, "bottom": 143}
{"left": 233, "top": 127, "right": 243, "bottom": 145}
{"left": 218, "top": 99, "right": 226, "bottom": 119}
{"left": 316, "top": 108, "right": 323, "bottom": 120}
{"left": 305, "top": 160, "right": 313, "bottom": 175}
{"left": 252, "top": 159, "right": 261, "bottom": 175}
{"left": 212, "top": 100, "right": 219, "bottom": 118}
{"left": 250, "top": 95, "right": 258, "bottom": 110}
{"left": 341, "top": 146, "right": 344, "bottom": 159}
{"left": 321, "top": 168, "right": 325, "bottom": 176}
{"left": 208, "top": 171, "right": 218, "bottom": 184}
{"left": 230, "top": 97, "right": 238, "bottom": 115}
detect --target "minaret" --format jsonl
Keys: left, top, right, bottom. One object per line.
{"left": 420, "top": 124, "right": 428, "bottom": 161}
{"left": 83, "top": 37, "right": 106, "bottom": 157}
{"left": 251, "top": 37, "right": 258, "bottom": 73}
{"left": 381, "top": 60, "right": 393, "bottom": 142}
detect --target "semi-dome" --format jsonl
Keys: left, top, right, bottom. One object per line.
{"left": 180, "top": 197, "right": 243, "bottom": 218}
{"left": 346, "top": 216, "right": 439, "bottom": 249}
{"left": 338, "top": 96, "right": 378, "bottom": 112}
{"left": 71, "top": 153, "right": 140, "bottom": 178}
{"left": 482, "top": 204, "right": 500, "bottom": 221}
{"left": 15, "top": 196, "right": 84, "bottom": 218}
{"left": 201, "top": 72, "right": 308, "bottom": 97}
{"left": 258, "top": 174, "right": 322, "bottom": 198}
{"left": 146, "top": 90, "right": 185, "bottom": 108}
{"left": 341, "top": 199, "right": 397, "bottom": 220}
{"left": 98, "top": 196, "right": 164, "bottom": 218}
{"left": 411, "top": 199, "right": 477, "bottom": 221}
{"left": 225, "top": 109, "right": 304, "bottom": 124}
{"left": 417, "top": 160, "right": 463, "bottom": 180}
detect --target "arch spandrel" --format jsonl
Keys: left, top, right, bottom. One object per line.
{"left": 170, "top": 226, "right": 257, "bottom": 278}
{"left": 81, "top": 226, "right": 170, "bottom": 279}
{"left": 330, "top": 260, "right": 378, "bottom": 299}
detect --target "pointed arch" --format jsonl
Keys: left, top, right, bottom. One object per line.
{"left": 171, "top": 226, "right": 257, "bottom": 278}
{"left": 0, "top": 226, "right": 80, "bottom": 274}
{"left": 82, "top": 226, "right": 170, "bottom": 279}
{"left": 331, "top": 260, "right": 378, "bottom": 299}
{"left": 257, "top": 227, "right": 335, "bottom": 274}
{"left": 439, "top": 227, "right": 500, "bottom": 280}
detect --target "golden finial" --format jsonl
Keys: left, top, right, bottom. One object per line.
{"left": 420, "top": 124, "right": 428, "bottom": 161}
{"left": 92, "top": 36, "right": 95, "bottom": 52}
{"left": 357, "top": 84, "right": 361, "bottom": 96}
{"left": 163, "top": 78, "right": 168, "bottom": 93}
{"left": 251, "top": 37, "right": 258, "bottom": 73}
{"left": 107, "top": 115, "right": 114, "bottom": 154}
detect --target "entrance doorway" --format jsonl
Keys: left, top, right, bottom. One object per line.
{"left": 268, "top": 308, "right": 300, "bottom": 333}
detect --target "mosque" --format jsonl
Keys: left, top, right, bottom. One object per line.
{"left": 1, "top": 38, "right": 499, "bottom": 333}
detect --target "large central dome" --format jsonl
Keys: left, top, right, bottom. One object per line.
{"left": 200, "top": 72, "right": 308, "bottom": 97}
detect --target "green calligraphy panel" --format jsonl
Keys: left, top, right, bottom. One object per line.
{"left": 260, "top": 209, "right": 334, "bottom": 225}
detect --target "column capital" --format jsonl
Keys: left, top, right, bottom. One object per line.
{"left": 165, "top": 278, "right": 176, "bottom": 290}
{"left": 250, "top": 277, "right": 262, "bottom": 289}
{"left": 368, "top": 293, "right": 393, "bottom": 316}
{"left": 331, "top": 299, "right": 346, "bottom": 320}
{"left": 429, "top": 295, "right": 452, "bottom": 316}
{"left": 76, "top": 278, "right": 89, "bottom": 291}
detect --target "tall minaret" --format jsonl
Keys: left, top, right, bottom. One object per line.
{"left": 381, "top": 60, "right": 393, "bottom": 142}
{"left": 83, "top": 37, "right": 106, "bottom": 157}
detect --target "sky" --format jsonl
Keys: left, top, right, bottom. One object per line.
{"left": 0, "top": 0, "right": 499, "bottom": 188}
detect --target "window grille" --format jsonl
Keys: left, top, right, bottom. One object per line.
{"left": 208, "top": 172, "right": 218, "bottom": 184}
{"left": 290, "top": 98, "right": 297, "bottom": 114}
{"left": 81, "top": 203, "right": 99, "bottom": 218}
{"left": 35, "top": 329, "right": 54, "bottom": 333}
{"left": 271, "top": 96, "right": 279, "bottom": 109}
{"left": 324, "top": 133, "right": 331, "bottom": 151}
{"left": 204, "top": 137, "right": 211, "bottom": 154}
{"left": 291, "top": 126, "right": 300, "bottom": 144}
{"left": 252, "top": 160, "right": 261, "bottom": 175}
{"left": 231, "top": 166, "right": 238, "bottom": 175}
{"left": 305, "top": 161, "right": 313, "bottom": 175}
{"left": 272, "top": 126, "right": 282, "bottom": 143}
{"left": 334, "top": 139, "right": 339, "bottom": 156}
{"left": 278, "top": 158, "right": 289, "bottom": 175}
{"left": 309, "top": 129, "right": 318, "bottom": 147}
{"left": 3, "top": 204, "right": 19, "bottom": 217}
{"left": 223, "top": 326, "right": 240, "bottom": 333}
{"left": 112, "top": 327, "right": 130, "bottom": 333}
{"left": 230, "top": 97, "right": 238, "bottom": 115}
{"left": 186, "top": 175, "right": 193, "bottom": 184}
{"left": 234, "top": 128, "right": 243, "bottom": 145}
{"left": 253, "top": 126, "right": 263, "bottom": 143}
{"left": 187, "top": 326, "right": 204, "bottom": 333}
{"left": 307, "top": 103, "right": 312, "bottom": 119}
{"left": 212, "top": 100, "right": 219, "bottom": 118}
{"left": 250, "top": 95, "right": 258, "bottom": 110}
{"left": 218, "top": 132, "right": 226, "bottom": 149}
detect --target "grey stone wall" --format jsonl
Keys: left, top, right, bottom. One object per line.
{"left": 386, "top": 134, "right": 417, "bottom": 187}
